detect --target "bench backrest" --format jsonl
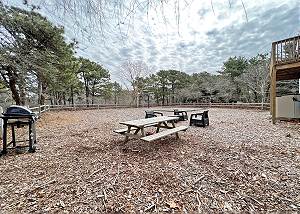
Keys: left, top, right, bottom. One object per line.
{"left": 145, "top": 111, "right": 156, "bottom": 118}
{"left": 203, "top": 110, "right": 209, "bottom": 118}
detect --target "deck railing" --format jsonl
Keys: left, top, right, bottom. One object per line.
{"left": 272, "top": 35, "right": 300, "bottom": 65}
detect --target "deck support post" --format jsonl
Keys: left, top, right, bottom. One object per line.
{"left": 270, "top": 42, "right": 277, "bottom": 124}
{"left": 270, "top": 68, "right": 277, "bottom": 124}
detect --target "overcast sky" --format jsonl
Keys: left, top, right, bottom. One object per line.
{"left": 5, "top": 0, "right": 300, "bottom": 80}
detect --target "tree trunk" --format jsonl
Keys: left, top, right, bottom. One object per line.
{"left": 63, "top": 93, "right": 66, "bottom": 105}
{"left": 82, "top": 71, "right": 89, "bottom": 106}
{"left": 92, "top": 81, "right": 96, "bottom": 105}
{"left": 171, "top": 83, "right": 175, "bottom": 104}
{"left": 253, "top": 91, "right": 258, "bottom": 102}
{"left": 162, "top": 86, "right": 165, "bottom": 106}
{"left": 236, "top": 82, "right": 241, "bottom": 102}
{"left": 0, "top": 65, "right": 24, "bottom": 105}
{"left": 53, "top": 92, "right": 58, "bottom": 105}
{"left": 9, "top": 75, "right": 22, "bottom": 105}
{"left": 71, "top": 87, "right": 74, "bottom": 106}
{"left": 261, "top": 86, "right": 266, "bottom": 110}
{"left": 136, "top": 93, "right": 139, "bottom": 108}
{"left": 19, "top": 81, "right": 26, "bottom": 105}
{"left": 85, "top": 81, "right": 89, "bottom": 106}
{"left": 114, "top": 93, "right": 117, "bottom": 105}
{"left": 37, "top": 77, "right": 42, "bottom": 105}
{"left": 41, "top": 82, "right": 47, "bottom": 105}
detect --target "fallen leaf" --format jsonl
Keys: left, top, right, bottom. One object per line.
{"left": 167, "top": 201, "right": 180, "bottom": 209}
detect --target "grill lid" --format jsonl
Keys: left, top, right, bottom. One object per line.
{"left": 3, "top": 105, "right": 35, "bottom": 116}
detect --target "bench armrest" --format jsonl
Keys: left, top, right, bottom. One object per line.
{"left": 153, "top": 111, "right": 163, "bottom": 116}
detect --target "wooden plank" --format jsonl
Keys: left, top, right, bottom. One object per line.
{"left": 274, "top": 35, "right": 300, "bottom": 44}
{"left": 141, "top": 126, "right": 188, "bottom": 142}
{"left": 114, "top": 122, "right": 164, "bottom": 135}
{"left": 275, "top": 61, "right": 300, "bottom": 70}
{"left": 277, "top": 117, "right": 300, "bottom": 121}
{"left": 276, "top": 69, "right": 300, "bottom": 81}
{"left": 120, "top": 116, "right": 179, "bottom": 127}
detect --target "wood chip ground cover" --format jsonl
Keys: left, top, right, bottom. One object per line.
{"left": 0, "top": 108, "right": 299, "bottom": 213}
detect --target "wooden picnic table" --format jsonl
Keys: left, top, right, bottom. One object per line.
{"left": 114, "top": 116, "right": 188, "bottom": 142}
{"left": 152, "top": 109, "right": 200, "bottom": 121}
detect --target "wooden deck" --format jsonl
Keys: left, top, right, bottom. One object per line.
{"left": 270, "top": 35, "right": 300, "bottom": 123}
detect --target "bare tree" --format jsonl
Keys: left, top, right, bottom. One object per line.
{"left": 21, "top": 0, "right": 248, "bottom": 37}
{"left": 239, "top": 54, "right": 270, "bottom": 108}
{"left": 119, "top": 60, "right": 150, "bottom": 107}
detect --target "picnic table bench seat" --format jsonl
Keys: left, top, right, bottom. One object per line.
{"left": 141, "top": 125, "right": 188, "bottom": 142}
{"left": 113, "top": 127, "right": 138, "bottom": 134}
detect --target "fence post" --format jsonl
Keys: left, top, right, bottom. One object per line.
{"left": 38, "top": 105, "right": 41, "bottom": 116}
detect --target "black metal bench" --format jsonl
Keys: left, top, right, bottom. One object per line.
{"left": 190, "top": 110, "right": 209, "bottom": 127}
{"left": 145, "top": 111, "right": 163, "bottom": 118}
{"left": 174, "top": 109, "right": 188, "bottom": 121}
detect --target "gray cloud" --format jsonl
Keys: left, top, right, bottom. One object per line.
{"left": 5, "top": 0, "right": 300, "bottom": 80}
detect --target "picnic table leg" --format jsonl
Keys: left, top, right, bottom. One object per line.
{"left": 171, "top": 120, "right": 179, "bottom": 139}
{"left": 134, "top": 128, "right": 140, "bottom": 135}
{"left": 162, "top": 122, "right": 169, "bottom": 128}
{"left": 124, "top": 126, "right": 132, "bottom": 142}
{"left": 140, "top": 127, "right": 145, "bottom": 137}
{"left": 156, "top": 122, "right": 161, "bottom": 133}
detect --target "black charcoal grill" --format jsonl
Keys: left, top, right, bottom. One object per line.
{"left": 1, "top": 105, "right": 37, "bottom": 155}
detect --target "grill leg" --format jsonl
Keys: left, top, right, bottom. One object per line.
{"left": 1, "top": 119, "right": 8, "bottom": 155}
{"left": 11, "top": 125, "right": 16, "bottom": 147}
{"left": 28, "top": 121, "right": 35, "bottom": 153}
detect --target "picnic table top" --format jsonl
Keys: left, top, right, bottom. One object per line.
{"left": 152, "top": 108, "right": 198, "bottom": 113}
{"left": 120, "top": 116, "right": 179, "bottom": 127}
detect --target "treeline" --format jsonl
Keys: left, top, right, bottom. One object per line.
{"left": 121, "top": 57, "right": 297, "bottom": 107}
{"left": 125, "top": 55, "right": 271, "bottom": 107}
{"left": 0, "top": 4, "right": 297, "bottom": 108}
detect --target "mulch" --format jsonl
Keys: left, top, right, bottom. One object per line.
{"left": 0, "top": 108, "right": 299, "bottom": 213}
